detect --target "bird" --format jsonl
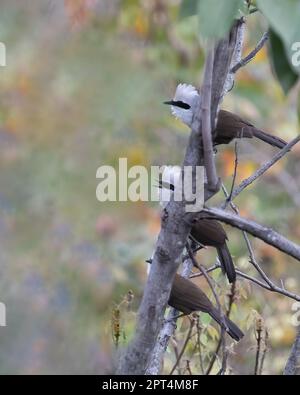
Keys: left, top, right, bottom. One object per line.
{"left": 164, "top": 83, "right": 287, "bottom": 149}
{"left": 169, "top": 274, "right": 244, "bottom": 341}
{"left": 190, "top": 218, "right": 236, "bottom": 283}
{"left": 157, "top": 166, "right": 236, "bottom": 283}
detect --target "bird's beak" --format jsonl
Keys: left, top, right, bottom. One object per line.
{"left": 163, "top": 100, "right": 175, "bottom": 106}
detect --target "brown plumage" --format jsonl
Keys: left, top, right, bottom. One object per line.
{"left": 190, "top": 219, "right": 236, "bottom": 283}
{"left": 169, "top": 274, "right": 244, "bottom": 342}
{"left": 214, "top": 110, "right": 287, "bottom": 148}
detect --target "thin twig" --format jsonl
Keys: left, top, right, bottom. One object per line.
{"left": 189, "top": 264, "right": 220, "bottom": 278}
{"left": 259, "top": 329, "right": 269, "bottom": 375}
{"left": 222, "top": 136, "right": 300, "bottom": 207}
{"left": 227, "top": 141, "right": 239, "bottom": 204}
{"left": 201, "top": 207, "right": 300, "bottom": 262}
{"left": 254, "top": 316, "right": 263, "bottom": 375}
{"left": 206, "top": 282, "right": 236, "bottom": 375}
{"left": 195, "top": 316, "right": 205, "bottom": 375}
{"left": 185, "top": 360, "right": 193, "bottom": 375}
{"left": 231, "top": 32, "right": 269, "bottom": 73}
{"left": 244, "top": 144, "right": 300, "bottom": 208}
{"left": 171, "top": 336, "right": 181, "bottom": 375}
{"left": 192, "top": 267, "right": 300, "bottom": 303}
{"left": 222, "top": 185, "right": 300, "bottom": 302}
{"left": 170, "top": 317, "right": 195, "bottom": 375}
{"left": 236, "top": 270, "right": 300, "bottom": 301}
{"left": 186, "top": 244, "right": 228, "bottom": 375}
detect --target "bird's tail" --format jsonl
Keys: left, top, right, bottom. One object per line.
{"left": 252, "top": 128, "right": 287, "bottom": 149}
{"left": 210, "top": 308, "right": 244, "bottom": 342}
{"left": 217, "top": 244, "right": 236, "bottom": 283}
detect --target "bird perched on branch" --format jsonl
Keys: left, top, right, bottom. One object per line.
{"left": 158, "top": 166, "right": 236, "bottom": 283}
{"left": 190, "top": 218, "right": 236, "bottom": 283}
{"left": 169, "top": 274, "right": 244, "bottom": 341}
{"left": 164, "top": 83, "right": 287, "bottom": 149}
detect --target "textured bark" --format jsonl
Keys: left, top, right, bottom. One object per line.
{"left": 284, "top": 327, "right": 300, "bottom": 375}
{"left": 117, "top": 21, "right": 243, "bottom": 375}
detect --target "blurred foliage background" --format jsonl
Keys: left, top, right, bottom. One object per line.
{"left": 0, "top": 0, "right": 299, "bottom": 375}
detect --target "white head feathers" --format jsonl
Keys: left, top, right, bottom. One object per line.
{"left": 168, "top": 83, "right": 200, "bottom": 127}
{"left": 174, "top": 83, "right": 199, "bottom": 102}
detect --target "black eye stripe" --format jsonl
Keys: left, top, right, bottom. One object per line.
{"left": 172, "top": 101, "right": 191, "bottom": 110}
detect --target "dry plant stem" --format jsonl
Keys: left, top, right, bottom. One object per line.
{"left": 186, "top": 244, "right": 228, "bottom": 375}
{"left": 185, "top": 360, "right": 193, "bottom": 375}
{"left": 254, "top": 324, "right": 263, "bottom": 375}
{"left": 169, "top": 318, "right": 195, "bottom": 375}
{"left": 195, "top": 317, "right": 205, "bottom": 375}
{"left": 222, "top": 135, "right": 300, "bottom": 208}
{"left": 259, "top": 330, "right": 268, "bottom": 375}
{"left": 230, "top": 32, "right": 269, "bottom": 73}
{"left": 171, "top": 337, "right": 180, "bottom": 373}
{"left": 206, "top": 282, "right": 236, "bottom": 375}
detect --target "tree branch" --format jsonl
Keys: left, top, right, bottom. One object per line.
{"left": 201, "top": 207, "right": 300, "bottom": 262}
{"left": 145, "top": 258, "right": 194, "bottom": 375}
{"left": 169, "top": 317, "right": 195, "bottom": 375}
{"left": 222, "top": 185, "right": 300, "bottom": 302}
{"left": 284, "top": 327, "right": 300, "bottom": 375}
{"left": 222, "top": 135, "right": 300, "bottom": 208}
{"left": 230, "top": 31, "right": 269, "bottom": 73}
{"left": 117, "top": 21, "right": 244, "bottom": 374}
{"left": 200, "top": 47, "right": 219, "bottom": 191}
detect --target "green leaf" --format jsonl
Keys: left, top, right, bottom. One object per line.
{"left": 200, "top": 332, "right": 208, "bottom": 346}
{"left": 200, "top": 312, "right": 212, "bottom": 326}
{"left": 197, "top": 0, "right": 244, "bottom": 39}
{"left": 268, "top": 29, "right": 299, "bottom": 94}
{"left": 207, "top": 324, "right": 219, "bottom": 340}
{"left": 257, "top": 0, "right": 300, "bottom": 74}
{"left": 179, "top": 0, "right": 199, "bottom": 19}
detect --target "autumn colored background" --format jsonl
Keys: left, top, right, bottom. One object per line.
{"left": 0, "top": 0, "right": 299, "bottom": 374}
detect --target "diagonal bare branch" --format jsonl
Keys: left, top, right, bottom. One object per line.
{"left": 201, "top": 207, "right": 300, "bottom": 262}
{"left": 222, "top": 136, "right": 300, "bottom": 208}
{"left": 231, "top": 31, "right": 269, "bottom": 73}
